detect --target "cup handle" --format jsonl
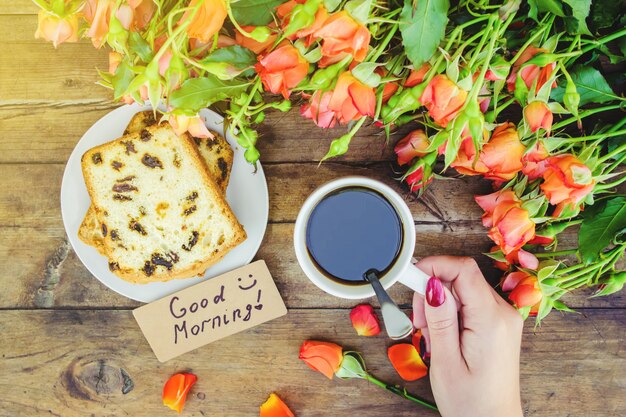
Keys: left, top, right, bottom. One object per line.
{"left": 398, "top": 263, "right": 430, "bottom": 295}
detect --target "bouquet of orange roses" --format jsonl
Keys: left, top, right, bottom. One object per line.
{"left": 33, "top": 0, "right": 625, "bottom": 323}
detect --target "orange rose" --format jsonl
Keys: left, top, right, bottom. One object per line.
{"left": 299, "top": 340, "right": 343, "bottom": 379}
{"left": 503, "top": 271, "right": 543, "bottom": 309}
{"left": 35, "top": 10, "right": 79, "bottom": 48}
{"left": 300, "top": 91, "right": 336, "bottom": 128}
{"left": 182, "top": 0, "right": 227, "bottom": 43}
{"left": 349, "top": 304, "right": 381, "bottom": 336}
{"left": 506, "top": 45, "right": 556, "bottom": 93}
{"left": 522, "top": 140, "right": 550, "bottom": 180}
{"left": 540, "top": 154, "right": 595, "bottom": 207}
{"left": 313, "top": 11, "right": 370, "bottom": 67}
{"left": 327, "top": 72, "right": 376, "bottom": 123}
{"left": 451, "top": 128, "right": 489, "bottom": 176}
{"left": 488, "top": 204, "right": 536, "bottom": 255}
{"left": 480, "top": 122, "right": 525, "bottom": 182}
{"left": 476, "top": 189, "right": 535, "bottom": 254}
{"left": 394, "top": 130, "right": 430, "bottom": 166}
{"left": 524, "top": 101, "right": 553, "bottom": 133}
{"left": 277, "top": 0, "right": 328, "bottom": 43}
{"left": 236, "top": 25, "right": 277, "bottom": 54}
{"left": 86, "top": 0, "right": 113, "bottom": 48}
{"left": 420, "top": 75, "right": 468, "bottom": 127}
{"left": 162, "top": 373, "right": 197, "bottom": 413}
{"left": 256, "top": 43, "right": 309, "bottom": 99}
{"left": 475, "top": 189, "right": 519, "bottom": 227}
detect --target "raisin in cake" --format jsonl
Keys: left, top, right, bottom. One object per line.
{"left": 81, "top": 124, "right": 246, "bottom": 283}
{"left": 78, "top": 110, "right": 234, "bottom": 252}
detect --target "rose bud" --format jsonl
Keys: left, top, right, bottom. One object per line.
{"left": 394, "top": 130, "right": 430, "bottom": 166}
{"left": 350, "top": 304, "right": 381, "bottom": 336}
{"left": 259, "top": 393, "right": 295, "bottom": 417}
{"left": 299, "top": 340, "right": 343, "bottom": 379}
{"left": 524, "top": 101, "right": 553, "bottom": 133}
{"left": 35, "top": 10, "right": 79, "bottom": 48}
{"left": 162, "top": 373, "right": 197, "bottom": 413}
{"left": 388, "top": 343, "right": 428, "bottom": 381}
{"left": 506, "top": 273, "right": 543, "bottom": 309}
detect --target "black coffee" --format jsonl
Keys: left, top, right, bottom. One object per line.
{"left": 305, "top": 187, "right": 403, "bottom": 284}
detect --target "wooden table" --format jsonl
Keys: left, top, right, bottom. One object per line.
{"left": 1, "top": 3, "right": 625, "bottom": 416}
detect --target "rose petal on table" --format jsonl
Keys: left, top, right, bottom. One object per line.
{"left": 350, "top": 304, "right": 381, "bottom": 336}
{"left": 162, "top": 373, "right": 198, "bottom": 413}
{"left": 388, "top": 343, "right": 428, "bottom": 381}
{"left": 260, "top": 393, "right": 295, "bottom": 417}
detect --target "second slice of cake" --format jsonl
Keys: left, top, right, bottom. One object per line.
{"left": 81, "top": 124, "right": 246, "bottom": 284}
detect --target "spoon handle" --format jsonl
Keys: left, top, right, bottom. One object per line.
{"left": 364, "top": 270, "right": 414, "bottom": 340}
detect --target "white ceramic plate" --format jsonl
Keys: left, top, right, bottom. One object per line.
{"left": 61, "top": 104, "right": 269, "bottom": 302}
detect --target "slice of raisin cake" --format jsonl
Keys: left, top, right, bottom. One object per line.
{"left": 78, "top": 110, "right": 234, "bottom": 254}
{"left": 81, "top": 124, "right": 246, "bottom": 283}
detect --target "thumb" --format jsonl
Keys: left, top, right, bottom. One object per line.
{"left": 424, "top": 276, "right": 462, "bottom": 366}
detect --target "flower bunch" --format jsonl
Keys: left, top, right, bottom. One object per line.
{"left": 34, "top": 0, "right": 625, "bottom": 321}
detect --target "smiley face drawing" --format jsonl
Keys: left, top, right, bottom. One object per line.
{"left": 238, "top": 274, "right": 258, "bottom": 291}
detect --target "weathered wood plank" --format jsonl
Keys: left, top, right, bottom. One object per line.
{"left": 0, "top": 163, "right": 490, "bottom": 226}
{"left": 0, "top": 43, "right": 109, "bottom": 101}
{"left": 0, "top": 0, "right": 38, "bottom": 14}
{"left": 0, "top": 104, "right": 403, "bottom": 163}
{"left": 0, "top": 309, "right": 624, "bottom": 417}
{"left": 1, "top": 222, "right": 624, "bottom": 309}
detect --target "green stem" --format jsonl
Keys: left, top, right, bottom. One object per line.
{"left": 598, "top": 142, "right": 626, "bottom": 164}
{"left": 509, "top": 23, "right": 549, "bottom": 64}
{"left": 534, "top": 249, "right": 578, "bottom": 258}
{"left": 554, "top": 129, "right": 626, "bottom": 144}
{"left": 551, "top": 104, "right": 623, "bottom": 131}
{"left": 365, "top": 375, "right": 438, "bottom": 411}
{"left": 367, "top": 24, "right": 398, "bottom": 62}
{"left": 596, "top": 171, "right": 626, "bottom": 191}
{"left": 568, "top": 28, "right": 626, "bottom": 65}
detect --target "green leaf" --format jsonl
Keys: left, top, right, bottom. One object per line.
{"left": 553, "top": 300, "right": 577, "bottom": 312}
{"left": 203, "top": 45, "right": 257, "bottom": 69}
{"left": 112, "top": 60, "right": 135, "bottom": 100}
{"left": 351, "top": 62, "right": 382, "bottom": 87}
{"left": 169, "top": 76, "right": 249, "bottom": 113}
{"left": 528, "top": 0, "right": 564, "bottom": 19}
{"left": 551, "top": 66, "right": 617, "bottom": 106}
{"left": 579, "top": 197, "right": 626, "bottom": 264}
{"left": 129, "top": 32, "right": 153, "bottom": 63}
{"left": 324, "top": 0, "right": 342, "bottom": 12}
{"left": 231, "top": 0, "right": 288, "bottom": 26}
{"left": 589, "top": 0, "right": 622, "bottom": 32}
{"left": 400, "top": 0, "right": 449, "bottom": 69}
{"left": 345, "top": 0, "right": 372, "bottom": 23}
{"left": 562, "top": 0, "right": 592, "bottom": 35}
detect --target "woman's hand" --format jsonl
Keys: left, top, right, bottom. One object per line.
{"left": 412, "top": 256, "right": 524, "bottom": 417}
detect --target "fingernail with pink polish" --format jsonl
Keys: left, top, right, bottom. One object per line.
{"left": 425, "top": 276, "right": 445, "bottom": 307}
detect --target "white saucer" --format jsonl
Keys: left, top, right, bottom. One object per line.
{"left": 61, "top": 104, "right": 269, "bottom": 302}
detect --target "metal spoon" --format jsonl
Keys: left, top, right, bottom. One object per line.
{"left": 364, "top": 269, "right": 414, "bottom": 340}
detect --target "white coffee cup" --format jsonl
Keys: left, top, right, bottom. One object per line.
{"left": 294, "top": 176, "right": 429, "bottom": 299}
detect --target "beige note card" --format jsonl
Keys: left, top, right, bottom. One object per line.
{"left": 133, "top": 260, "right": 287, "bottom": 362}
